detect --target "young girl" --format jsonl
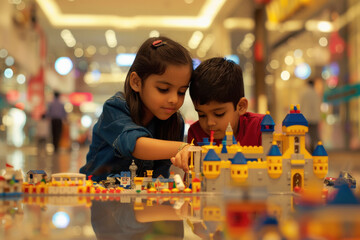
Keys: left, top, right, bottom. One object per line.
{"left": 80, "top": 37, "right": 192, "bottom": 181}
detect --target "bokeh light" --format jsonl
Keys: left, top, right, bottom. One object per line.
{"left": 116, "top": 53, "right": 136, "bottom": 67}
{"left": 294, "top": 63, "right": 311, "bottom": 79}
{"left": 4, "top": 68, "right": 14, "bottom": 78}
{"left": 16, "top": 74, "right": 26, "bottom": 84}
{"left": 52, "top": 211, "right": 70, "bottom": 229}
{"left": 5, "top": 56, "right": 15, "bottom": 66}
{"left": 81, "top": 115, "right": 92, "bottom": 128}
{"left": 284, "top": 55, "right": 294, "bottom": 66}
{"left": 0, "top": 49, "right": 8, "bottom": 58}
{"left": 281, "top": 70, "right": 290, "bottom": 81}
{"left": 55, "top": 57, "right": 73, "bottom": 75}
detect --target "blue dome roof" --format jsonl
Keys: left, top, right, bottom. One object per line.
{"left": 282, "top": 112, "right": 308, "bottom": 127}
{"left": 198, "top": 137, "right": 210, "bottom": 146}
{"left": 261, "top": 114, "right": 275, "bottom": 132}
{"left": 267, "top": 144, "right": 282, "bottom": 156}
{"left": 231, "top": 152, "right": 247, "bottom": 164}
{"left": 198, "top": 137, "right": 216, "bottom": 146}
{"left": 312, "top": 143, "right": 328, "bottom": 156}
{"left": 204, "top": 149, "right": 221, "bottom": 161}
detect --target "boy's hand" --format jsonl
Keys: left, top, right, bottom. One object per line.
{"left": 170, "top": 144, "right": 190, "bottom": 172}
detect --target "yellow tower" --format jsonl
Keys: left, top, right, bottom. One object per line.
{"left": 203, "top": 149, "right": 221, "bottom": 179}
{"left": 312, "top": 141, "right": 328, "bottom": 178}
{"left": 230, "top": 151, "right": 248, "bottom": 183}
{"left": 266, "top": 141, "right": 283, "bottom": 179}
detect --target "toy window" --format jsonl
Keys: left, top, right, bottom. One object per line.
{"left": 295, "top": 145, "right": 299, "bottom": 153}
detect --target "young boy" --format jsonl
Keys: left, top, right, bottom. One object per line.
{"left": 187, "top": 57, "right": 264, "bottom": 146}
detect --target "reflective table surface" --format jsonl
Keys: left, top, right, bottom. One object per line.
{"left": 1, "top": 188, "right": 360, "bottom": 240}
{"left": 1, "top": 146, "right": 360, "bottom": 240}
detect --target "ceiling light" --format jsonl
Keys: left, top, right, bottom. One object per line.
{"left": 60, "top": 29, "right": 76, "bottom": 47}
{"left": 305, "top": 20, "right": 333, "bottom": 32}
{"left": 266, "top": 20, "right": 303, "bottom": 32}
{"left": 224, "top": 18, "right": 254, "bottom": 30}
{"left": 149, "top": 30, "right": 160, "bottom": 38}
{"left": 188, "top": 31, "right": 204, "bottom": 49}
{"left": 197, "top": 34, "right": 214, "bottom": 57}
{"left": 36, "top": 0, "right": 227, "bottom": 29}
{"left": 317, "top": 21, "right": 333, "bottom": 32}
{"left": 84, "top": 72, "right": 127, "bottom": 84}
{"left": 105, "top": 30, "right": 117, "bottom": 48}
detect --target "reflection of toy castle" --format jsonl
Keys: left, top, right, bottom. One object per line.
{"left": 190, "top": 104, "right": 328, "bottom": 193}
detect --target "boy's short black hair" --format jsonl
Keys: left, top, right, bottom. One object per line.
{"left": 189, "top": 57, "right": 244, "bottom": 110}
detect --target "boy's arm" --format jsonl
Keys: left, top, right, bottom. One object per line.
{"left": 133, "top": 137, "right": 190, "bottom": 172}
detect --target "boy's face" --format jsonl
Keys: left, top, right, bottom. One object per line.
{"left": 194, "top": 101, "right": 243, "bottom": 140}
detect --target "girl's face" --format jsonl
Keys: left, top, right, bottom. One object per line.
{"left": 131, "top": 64, "right": 191, "bottom": 125}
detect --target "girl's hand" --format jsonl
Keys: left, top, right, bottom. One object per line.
{"left": 170, "top": 144, "right": 190, "bottom": 172}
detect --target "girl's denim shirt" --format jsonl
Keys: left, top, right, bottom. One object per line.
{"left": 80, "top": 92, "right": 184, "bottom": 182}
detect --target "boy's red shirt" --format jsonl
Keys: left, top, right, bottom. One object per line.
{"left": 187, "top": 112, "right": 265, "bottom": 146}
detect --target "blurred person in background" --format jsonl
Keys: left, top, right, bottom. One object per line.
{"left": 36, "top": 113, "right": 50, "bottom": 157}
{"left": 46, "top": 91, "right": 67, "bottom": 153}
{"left": 300, "top": 78, "right": 321, "bottom": 153}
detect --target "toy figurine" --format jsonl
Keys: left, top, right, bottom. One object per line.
{"left": 129, "top": 160, "right": 138, "bottom": 189}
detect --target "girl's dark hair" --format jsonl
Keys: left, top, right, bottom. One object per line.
{"left": 124, "top": 36, "right": 193, "bottom": 140}
{"left": 190, "top": 57, "right": 244, "bottom": 110}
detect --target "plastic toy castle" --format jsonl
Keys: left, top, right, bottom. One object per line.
{"left": 0, "top": 104, "right": 328, "bottom": 196}
{"left": 188, "top": 104, "right": 328, "bottom": 194}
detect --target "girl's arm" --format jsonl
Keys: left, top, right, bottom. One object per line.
{"left": 134, "top": 203, "right": 190, "bottom": 222}
{"left": 133, "top": 137, "right": 190, "bottom": 172}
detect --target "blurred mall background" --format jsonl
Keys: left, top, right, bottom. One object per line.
{"left": 1, "top": 0, "right": 360, "bottom": 157}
